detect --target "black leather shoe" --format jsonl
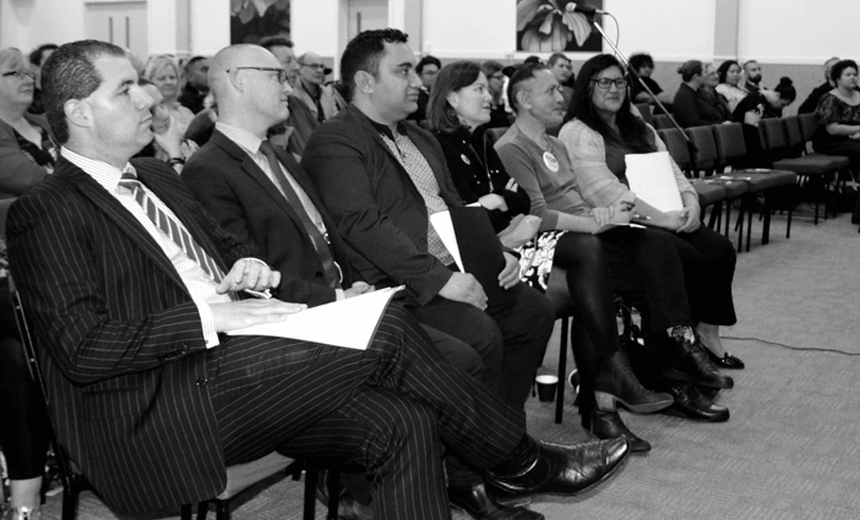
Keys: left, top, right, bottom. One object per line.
{"left": 593, "top": 351, "right": 674, "bottom": 413}
{"left": 449, "top": 484, "right": 545, "bottom": 520}
{"left": 661, "top": 336, "right": 734, "bottom": 389}
{"left": 704, "top": 348, "right": 745, "bottom": 369}
{"left": 485, "top": 437, "right": 629, "bottom": 498}
{"left": 582, "top": 409, "right": 651, "bottom": 453}
{"left": 661, "top": 381, "right": 730, "bottom": 422}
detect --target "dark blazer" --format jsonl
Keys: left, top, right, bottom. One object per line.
{"left": 302, "top": 105, "right": 465, "bottom": 306}
{"left": 6, "top": 156, "right": 253, "bottom": 513}
{"left": 183, "top": 129, "right": 354, "bottom": 306}
{"left": 672, "top": 83, "right": 728, "bottom": 128}
{"left": 0, "top": 113, "right": 52, "bottom": 200}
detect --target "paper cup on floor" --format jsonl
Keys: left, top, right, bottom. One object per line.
{"left": 535, "top": 374, "right": 559, "bottom": 402}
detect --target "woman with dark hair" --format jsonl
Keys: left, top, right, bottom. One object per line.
{"left": 558, "top": 53, "right": 742, "bottom": 373}
{"left": 732, "top": 77, "right": 797, "bottom": 167}
{"left": 672, "top": 60, "right": 729, "bottom": 128}
{"left": 715, "top": 60, "right": 747, "bottom": 112}
{"left": 627, "top": 52, "right": 673, "bottom": 107}
{"left": 813, "top": 59, "right": 860, "bottom": 171}
{"left": 428, "top": 61, "right": 674, "bottom": 454}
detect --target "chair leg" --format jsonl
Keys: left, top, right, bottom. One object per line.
{"left": 61, "top": 487, "right": 77, "bottom": 520}
{"left": 196, "top": 501, "right": 210, "bottom": 520}
{"left": 180, "top": 504, "right": 193, "bottom": 520}
{"left": 786, "top": 205, "right": 793, "bottom": 239}
{"left": 761, "top": 193, "right": 772, "bottom": 245}
{"left": 326, "top": 469, "right": 339, "bottom": 520}
{"left": 744, "top": 196, "right": 753, "bottom": 252}
{"left": 555, "top": 316, "right": 569, "bottom": 425}
{"left": 303, "top": 466, "right": 317, "bottom": 520}
{"left": 215, "top": 500, "right": 230, "bottom": 520}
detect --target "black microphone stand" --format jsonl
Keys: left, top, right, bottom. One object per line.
{"left": 580, "top": 9, "right": 697, "bottom": 152}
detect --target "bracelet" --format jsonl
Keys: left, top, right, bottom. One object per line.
{"left": 168, "top": 157, "right": 186, "bottom": 166}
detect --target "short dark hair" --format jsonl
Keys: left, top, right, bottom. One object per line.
{"left": 184, "top": 55, "right": 208, "bottom": 71}
{"left": 677, "top": 60, "right": 703, "bottom": 82}
{"left": 29, "top": 43, "right": 59, "bottom": 67}
{"left": 628, "top": 53, "right": 654, "bottom": 73}
{"left": 42, "top": 40, "right": 126, "bottom": 144}
{"left": 716, "top": 60, "right": 739, "bottom": 84}
{"left": 547, "top": 53, "right": 570, "bottom": 67}
{"left": 416, "top": 55, "right": 441, "bottom": 74}
{"left": 340, "top": 28, "right": 409, "bottom": 101}
{"left": 426, "top": 61, "right": 482, "bottom": 133}
{"left": 507, "top": 63, "right": 546, "bottom": 113}
{"left": 258, "top": 35, "right": 294, "bottom": 52}
{"left": 773, "top": 76, "right": 796, "bottom": 103}
{"left": 523, "top": 55, "right": 542, "bottom": 65}
{"left": 566, "top": 54, "right": 654, "bottom": 153}
{"left": 830, "top": 59, "right": 858, "bottom": 83}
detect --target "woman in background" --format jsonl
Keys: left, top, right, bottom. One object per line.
{"left": 144, "top": 55, "right": 195, "bottom": 136}
{"left": 715, "top": 60, "right": 747, "bottom": 113}
{"left": 813, "top": 59, "right": 860, "bottom": 172}
{"left": 672, "top": 60, "right": 729, "bottom": 128}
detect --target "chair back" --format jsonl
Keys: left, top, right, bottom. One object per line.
{"left": 759, "top": 117, "right": 787, "bottom": 151}
{"left": 711, "top": 122, "right": 747, "bottom": 169}
{"left": 651, "top": 113, "right": 673, "bottom": 130}
{"left": 484, "top": 126, "right": 509, "bottom": 148}
{"left": 634, "top": 102, "right": 652, "bottom": 124}
{"left": 797, "top": 112, "right": 819, "bottom": 142}
{"left": 656, "top": 128, "right": 691, "bottom": 171}
{"left": 781, "top": 116, "right": 806, "bottom": 156}
{"left": 685, "top": 125, "right": 718, "bottom": 174}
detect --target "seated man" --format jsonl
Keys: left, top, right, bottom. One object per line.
{"left": 302, "top": 29, "right": 555, "bottom": 412}
{"left": 295, "top": 51, "right": 344, "bottom": 123}
{"left": 7, "top": 40, "right": 628, "bottom": 520}
{"left": 178, "top": 56, "right": 210, "bottom": 114}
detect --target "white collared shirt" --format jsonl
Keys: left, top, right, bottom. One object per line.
{"left": 62, "top": 147, "right": 226, "bottom": 348}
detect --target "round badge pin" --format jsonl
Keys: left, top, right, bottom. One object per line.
{"left": 460, "top": 153, "right": 471, "bottom": 165}
{"left": 543, "top": 151, "right": 559, "bottom": 172}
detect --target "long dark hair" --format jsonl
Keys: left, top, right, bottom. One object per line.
{"left": 717, "top": 60, "right": 739, "bottom": 84}
{"left": 426, "top": 61, "right": 482, "bottom": 133}
{"left": 564, "top": 54, "right": 653, "bottom": 152}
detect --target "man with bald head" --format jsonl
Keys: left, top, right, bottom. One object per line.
{"left": 8, "top": 39, "right": 629, "bottom": 518}
{"left": 295, "top": 50, "right": 344, "bottom": 122}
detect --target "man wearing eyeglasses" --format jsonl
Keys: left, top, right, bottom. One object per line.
{"left": 295, "top": 51, "right": 344, "bottom": 123}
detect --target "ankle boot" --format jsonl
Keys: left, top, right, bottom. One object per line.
{"left": 593, "top": 351, "right": 674, "bottom": 413}
{"left": 660, "top": 332, "right": 734, "bottom": 389}
{"left": 581, "top": 409, "right": 651, "bottom": 453}
{"left": 659, "top": 380, "right": 730, "bottom": 422}
{"left": 449, "top": 484, "right": 545, "bottom": 520}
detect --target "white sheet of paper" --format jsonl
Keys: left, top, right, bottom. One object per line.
{"left": 624, "top": 151, "right": 683, "bottom": 212}
{"left": 429, "top": 210, "right": 465, "bottom": 272}
{"left": 226, "top": 286, "right": 404, "bottom": 350}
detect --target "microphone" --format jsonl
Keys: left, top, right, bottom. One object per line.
{"left": 565, "top": 3, "right": 605, "bottom": 15}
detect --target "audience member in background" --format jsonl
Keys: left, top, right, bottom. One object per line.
{"left": 813, "top": 59, "right": 860, "bottom": 172}
{"left": 136, "top": 79, "right": 198, "bottom": 171}
{"left": 429, "top": 60, "right": 673, "bottom": 454}
{"left": 407, "top": 55, "right": 441, "bottom": 122}
{"left": 715, "top": 60, "right": 748, "bottom": 113}
{"left": 547, "top": 52, "right": 574, "bottom": 109}
{"left": 798, "top": 57, "right": 841, "bottom": 114}
{"left": 295, "top": 51, "right": 344, "bottom": 123}
{"left": 259, "top": 36, "right": 318, "bottom": 158}
{"left": 499, "top": 62, "right": 734, "bottom": 433}
{"left": 0, "top": 45, "right": 54, "bottom": 520}
{"left": 144, "top": 54, "right": 195, "bottom": 135}
{"left": 742, "top": 59, "right": 762, "bottom": 94}
{"left": 558, "top": 54, "right": 742, "bottom": 372}
{"left": 627, "top": 52, "right": 673, "bottom": 109}
{"left": 177, "top": 56, "right": 211, "bottom": 114}
{"left": 732, "top": 77, "right": 797, "bottom": 167}
{"left": 122, "top": 47, "right": 145, "bottom": 77}
{"left": 480, "top": 60, "right": 512, "bottom": 128}
{"left": 673, "top": 60, "right": 729, "bottom": 128}
{"left": 26, "top": 43, "right": 57, "bottom": 115}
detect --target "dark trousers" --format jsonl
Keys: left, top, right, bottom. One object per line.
{"left": 0, "top": 277, "right": 49, "bottom": 479}
{"left": 209, "top": 303, "right": 525, "bottom": 520}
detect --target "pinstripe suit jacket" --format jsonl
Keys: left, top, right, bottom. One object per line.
{"left": 6, "top": 156, "right": 254, "bottom": 513}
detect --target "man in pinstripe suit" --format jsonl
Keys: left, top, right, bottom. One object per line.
{"left": 6, "top": 40, "right": 629, "bottom": 519}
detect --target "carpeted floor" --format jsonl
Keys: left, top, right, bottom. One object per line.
{"left": 37, "top": 207, "right": 860, "bottom": 520}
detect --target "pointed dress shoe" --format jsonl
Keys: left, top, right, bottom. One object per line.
{"left": 582, "top": 409, "right": 652, "bottom": 453}
{"left": 661, "top": 337, "right": 734, "bottom": 389}
{"left": 449, "top": 484, "right": 545, "bottom": 520}
{"left": 705, "top": 348, "right": 745, "bottom": 369}
{"left": 661, "top": 381, "right": 730, "bottom": 422}
{"left": 484, "top": 437, "right": 629, "bottom": 499}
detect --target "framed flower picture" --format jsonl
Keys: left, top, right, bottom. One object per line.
{"left": 516, "top": 0, "right": 603, "bottom": 52}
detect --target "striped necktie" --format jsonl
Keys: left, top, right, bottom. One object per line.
{"left": 118, "top": 167, "right": 226, "bottom": 284}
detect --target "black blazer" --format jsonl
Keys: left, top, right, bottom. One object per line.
{"left": 6, "top": 157, "right": 253, "bottom": 513}
{"left": 183, "top": 129, "right": 355, "bottom": 306}
{"left": 302, "top": 105, "right": 467, "bottom": 306}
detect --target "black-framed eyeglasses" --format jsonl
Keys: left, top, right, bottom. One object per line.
{"left": 228, "top": 67, "right": 288, "bottom": 84}
{"left": 591, "top": 77, "right": 627, "bottom": 89}
{"left": 2, "top": 70, "right": 34, "bottom": 80}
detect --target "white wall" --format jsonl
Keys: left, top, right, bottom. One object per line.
{"left": 291, "top": 0, "right": 339, "bottom": 56}
{"left": 737, "top": 0, "right": 860, "bottom": 64}
{"left": 0, "top": 0, "right": 84, "bottom": 50}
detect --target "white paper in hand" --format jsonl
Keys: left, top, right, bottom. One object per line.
{"left": 429, "top": 210, "right": 465, "bottom": 272}
{"left": 226, "top": 286, "right": 404, "bottom": 350}
{"left": 624, "top": 151, "right": 683, "bottom": 212}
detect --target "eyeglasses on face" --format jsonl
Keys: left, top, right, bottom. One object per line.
{"left": 228, "top": 67, "right": 288, "bottom": 84}
{"left": 2, "top": 70, "right": 35, "bottom": 80}
{"left": 591, "top": 77, "right": 627, "bottom": 89}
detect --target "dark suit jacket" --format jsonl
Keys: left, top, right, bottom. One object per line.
{"left": 302, "top": 105, "right": 465, "bottom": 306}
{"left": 6, "top": 156, "right": 253, "bottom": 513}
{"left": 183, "top": 129, "right": 354, "bottom": 306}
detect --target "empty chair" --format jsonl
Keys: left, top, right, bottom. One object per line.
{"left": 634, "top": 102, "right": 652, "bottom": 124}
{"left": 651, "top": 113, "right": 674, "bottom": 130}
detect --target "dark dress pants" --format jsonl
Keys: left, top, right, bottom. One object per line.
{"left": 208, "top": 303, "right": 526, "bottom": 520}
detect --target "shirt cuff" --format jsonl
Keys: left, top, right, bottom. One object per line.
{"left": 335, "top": 288, "right": 345, "bottom": 301}
{"left": 190, "top": 292, "right": 220, "bottom": 348}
